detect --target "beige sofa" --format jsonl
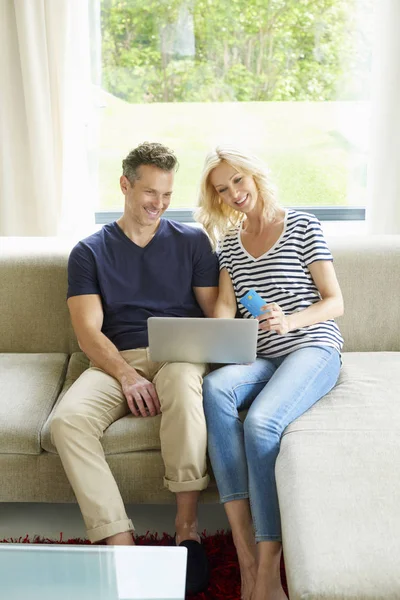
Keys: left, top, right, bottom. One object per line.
{"left": 276, "top": 235, "right": 400, "bottom": 599}
{"left": 1, "top": 234, "right": 400, "bottom": 598}
{"left": 0, "top": 237, "right": 220, "bottom": 505}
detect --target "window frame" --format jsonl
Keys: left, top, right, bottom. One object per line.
{"left": 95, "top": 206, "right": 365, "bottom": 224}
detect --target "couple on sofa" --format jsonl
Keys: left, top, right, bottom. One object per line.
{"left": 51, "top": 141, "right": 344, "bottom": 600}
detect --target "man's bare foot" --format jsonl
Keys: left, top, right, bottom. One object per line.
{"left": 175, "top": 517, "right": 209, "bottom": 595}
{"left": 105, "top": 531, "right": 135, "bottom": 545}
{"left": 175, "top": 520, "right": 200, "bottom": 545}
{"left": 175, "top": 491, "right": 201, "bottom": 544}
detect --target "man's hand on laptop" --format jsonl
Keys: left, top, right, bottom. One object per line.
{"left": 119, "top": 370, "right": 161, "bottom": 418}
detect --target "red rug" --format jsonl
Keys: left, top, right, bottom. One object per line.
{"left": 1, "top": 531, "right": 288, "bottom": 599}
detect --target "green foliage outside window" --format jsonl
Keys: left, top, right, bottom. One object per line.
{"left": 101, "top": 0, "right": 373, "bottom": 104}
{"left": 98, "top": 0, "right": 373, "bottom": 210}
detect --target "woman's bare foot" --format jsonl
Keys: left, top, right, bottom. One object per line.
{"left": 223, "top": 499, "right": 258, "bottom": 600}
{"left": 233, "top": 536, "right": 258, "bottom": 600}
{"left": 238, "top": 559, "right": 258, "bottom": 600}
{"left": 250, "top": 541, "right": 288, "bottom": 600}
{"left": 251, "top": 570, "right": 288, "bottom": 600}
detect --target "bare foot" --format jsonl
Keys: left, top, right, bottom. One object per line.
{"left": 234, "top": 537, "right": 258, "bottom": 600}
{"left": 239, "top": 560, "right": 258, "bottom": 600}
{"left": 175, "top": 520, "right": 201, "bottom": 545}
{"left": 251, "top": 570, "right": 288, "bottom": 600}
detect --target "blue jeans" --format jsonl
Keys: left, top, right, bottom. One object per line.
{"left": 203, "top": 345, "right": 341, "bottom": 542}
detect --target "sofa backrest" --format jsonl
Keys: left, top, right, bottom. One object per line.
{"left": 0, "top": 238, "right": 79, "bottom": 353}
{"left": 0, "top": 234, "right": 399, "bottom": 354}
{"left": 329, "top": 235, "right": 400, "bottom": 352}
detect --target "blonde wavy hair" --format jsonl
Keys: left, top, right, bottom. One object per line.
{"left": 195, "top": 146, "right": 280, "bottom": 249}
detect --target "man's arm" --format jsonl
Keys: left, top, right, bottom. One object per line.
{"left": 191, "top": 228, "right": 220, "bottom": 316}
{"left": 212, "top": 269, "right": 237, "bottom": 318}
{"left": 193, "top": 286, "right": 219, "bottom": 317}
{"left": 68, "top": 295, "right": 160, "bottom": 417}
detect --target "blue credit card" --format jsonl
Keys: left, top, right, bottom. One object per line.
{"left": 239, "top": 289, "right": 269, "bottom": 317}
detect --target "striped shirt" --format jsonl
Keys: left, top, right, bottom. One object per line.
{"left": 219, "top": 209, "right": 344, "bottom": 358}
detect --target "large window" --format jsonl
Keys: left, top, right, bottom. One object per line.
{"left": 98, "top": 0, "right": 374, "bottom": 219}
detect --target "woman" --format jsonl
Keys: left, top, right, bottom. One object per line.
{"left": 196, "top": 147, "right": 344, "bottom": 600}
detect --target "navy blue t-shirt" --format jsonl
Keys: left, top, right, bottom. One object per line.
{"left": 67, "top": 220, "right": 219, "bottom": 350}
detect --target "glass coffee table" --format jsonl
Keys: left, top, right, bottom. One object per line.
{"left": 0, "top": 544, "right": 187, "bottom": 600}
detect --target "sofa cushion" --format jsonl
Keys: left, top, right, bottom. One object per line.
{"left": 0, "top": 353, "right": 68, "bottom": 455}
{"left": 276, "top": 351, "right": 400, "bottom": 599}
{"left": 282, "top": 351, "right": 400, "bottom": 432}
{"left": 41, "top": 352, "right": 162, "bottom": 455}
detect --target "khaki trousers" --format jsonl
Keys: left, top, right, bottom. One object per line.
{"left": 50, "top": 348, "right": 208, "bottom": 543}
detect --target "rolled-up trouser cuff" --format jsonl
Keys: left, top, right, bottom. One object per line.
{"left": 220, "top": 492, "right": 249, "bottom": 504}
{"left": 87, "top": 518, "right": 135, "bottom": 543}
{"left": 255, "top": 534, "right": 282, "bottom": 543}
{"left": 163, "top": 473, "right": 210, "bottom": 493}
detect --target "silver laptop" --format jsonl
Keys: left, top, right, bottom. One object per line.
{"left": 148, "top": 317, "right": 258, "bottom": 363}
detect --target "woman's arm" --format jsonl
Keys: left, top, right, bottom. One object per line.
{"left": 260, "top": 260, "right": 344, "bottom": 334}
{"left": 288, "top": 260, "right": 344, "bottom": 329}
{"left": 214, "top": 268, "right": 237, "bottom": 318}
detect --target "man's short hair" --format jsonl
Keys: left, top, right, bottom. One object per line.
{"left": 122, "top": 142, "right": 178, "bottom": 183}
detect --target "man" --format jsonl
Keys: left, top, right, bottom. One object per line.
{"left": 51, "top": 142, "right": 219, "bottom": 593}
